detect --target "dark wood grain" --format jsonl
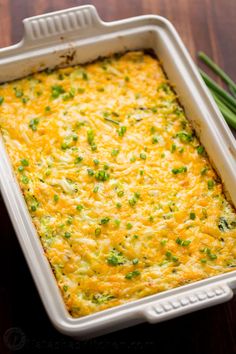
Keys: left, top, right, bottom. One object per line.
{"left": 0, "top": 1, "right": 236, "bottom": 353}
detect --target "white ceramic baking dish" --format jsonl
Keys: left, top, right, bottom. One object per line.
{"left": 0, "top": 5, "right": 236, "bottom": 339}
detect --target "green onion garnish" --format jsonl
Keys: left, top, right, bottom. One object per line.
{"left": 75, "top": 156, "right": 83, "bottom": 164}
{"left": 21, "top": 175, "right": 29, "bottom": 184}
{"left": 140, "top": 153, "right": 147, "bottom": 160}
{"left": 21, "top": 158, "right": 29, "bottom": 166}
{"left": 29, "top": 118, "right": 39, "bottom": 131}
{"left": 64, "top": 232, "right": 71, "bottom": 239}
{"left": 176, "top": 237, "right": 191, "bottom": 246}
{"left": 118, "top": 126, "right": 127, "bottom": 137}
{"left": 207, "top": 180, "right": 214, "bottom": 190}
{"left": 95, "top": 227, "right": 101, "bottom": 236}
{"left": 104, "top": 117, "right": 120, "bottom": 125}
{"left": 100, "top": 217, "right": 110, "bottom": 225}
{"left": 190, "top": 212, "right": 196, "bottom": 220}
{"left": 54, "top": 194, "right": 59, "bottom": 202}
{"left": 198, "top": 52, "right": 236, "bottom": 97}
{"left": 51, "top": 85, "right": 65, "bottom": 99}
{"left": 125, "top": 270, "right": 140, "bottom": 280}
{"left": 172, "top": 166, "right": 187, "bottom": 174}
{"left": 87, "top": 168, "right": 94, "bottom": 176}
{"left": 95, "top": 170, "right": 109, "bottom": 181}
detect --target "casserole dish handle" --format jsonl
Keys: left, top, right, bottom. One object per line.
{"left": 143, "top": 282, "right": 233, "bottom": 323}
{"left": 22, "top": 5, "right": 102, "bottom": 45}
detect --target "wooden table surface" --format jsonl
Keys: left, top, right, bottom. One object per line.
{"left": 0, "top": 1, "right": 236, "bottom": 353}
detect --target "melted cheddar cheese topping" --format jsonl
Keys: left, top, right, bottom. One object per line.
{"left": 1, "top": 51, "right": 236, "bottom": 317}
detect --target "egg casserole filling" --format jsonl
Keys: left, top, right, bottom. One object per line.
{"left": 0, "top": 51, "right": 236, "bottom": 317}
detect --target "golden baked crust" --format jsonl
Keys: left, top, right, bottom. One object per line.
{"left": 0, "top": 51, "right": 236, "bottom": 317}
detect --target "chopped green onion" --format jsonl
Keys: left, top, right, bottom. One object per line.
{"left": 209, "top": 253, "right": 217, "bottom": 260}
{"left": 18, "top": 166, "right": 24, "bottom": 172}
{"left": 118, "top": 126, "right": 127, "bottom": 137}
{"left": 54, "top": 194, "right": 59, "bottom": 202}
{"left": 14, "top": 87, "right": 23, "bottom": 98}
{"left": 22, "top": 97, "right": 29, "bottom": 104}
{"left": 61, "top": 142, "right": 69, "bottom": 150}
{"left": 29, "top": 118, "right": 39, "bottom": 131}
{"left": 92, "top": 293, "right": 114, "bottom": 304}
{"left": 199, "top": 247, "right": 217, "bottom": 260}
{"left": 129, "top": 197, "right": 137, "bottom": 207}
{"left": 107, "top": 249, "right": 126, "bottom": 266}
{"left": 72, "top": 134, "right": 78, "bottom": 141}
{"left": 95, "top": 227, "right": 101, "bottom": 236}
{"left": 87, "top": 129, "right": 97, "bottom": 151}
{"left": 76, "top": 205, "right": 83, "bottom": 211}
{"left": 172, "top": 166, "right": 187, "bottom": 174}
{"left": 171, "top": 144, "right": 176, "bottom": 153}
{"left": 87, "top": 168, "right": 94, "bottom": 176}
{"left": 140, "top": 153, "right": 147, "bottom": 160}
{"left": 152, "top": 136, "right": 159, "bottom": 144}
{"left": 104, "top": 117, "right": 120, "bottom": 125}
{"left": 111, "top": 148, "right": 120, "bottom": 156}
{"left": 130, "top": 156, "right": 136, "bottom": 163}
{"left": 201, "top": 167, "right": 208, "bottom": 175}
{"left": 176, "top": 131, "right": 192, "bottom": 143}
{"left": 125, "top": 270, "right": 140, "bottom": 280}
{"left": 64, "top": 232, "right": 71, "bottom": 239}
{"left": 51, "top": 85, "right": 65, "bottom": 99}
{"left": 45, "top": 106, "right": 51, "bottom": 112}
{"left": 207, "top": 180, "right": 214, "bottom": 190}
{"left": 87, "top": 129, "right": 95, "bottom": 145}
{"left": 93, "top": 185, "right": 99, "bottom": 193}
{"left": 114, "top": 219, "right": 121, "bottom": 227}
{"left": 165, "top": 251, "right": 179, "bottom": 262}
{"left": 21, "top": 175, "right": 29, "bottom": 184}
{"left": 95, "top": 170, "right": 109, "bottom": 181}
{"left": 75, "top": 156, "right": 83, "bottom": 164}
{"left": 126, "top": 222, "right": 133, "bottom": 230}
{"left": 197, "top": 146, "right": 205, "bottom": 155}
{"left": 100, "top": 217, "right": 110, "bottom": 225}
{"left": 21, "top": 158, "right": 29, "bottom": 166}
{"left": 82, "top": 72, "right": 88, "bottom": 81}
{"left": 218, "top": 217, "right": 230, "bottom": 232}
{"left": 176, "top": 237, "right": 191, "bottom": 246}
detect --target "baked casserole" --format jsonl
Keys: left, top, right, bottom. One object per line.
{"left": 0, "top": 51, "right": 236, "bottom": 317}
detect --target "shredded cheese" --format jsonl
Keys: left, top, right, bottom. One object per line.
{"left": 0, "top": 51, "right": 236, "bottom": 317}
